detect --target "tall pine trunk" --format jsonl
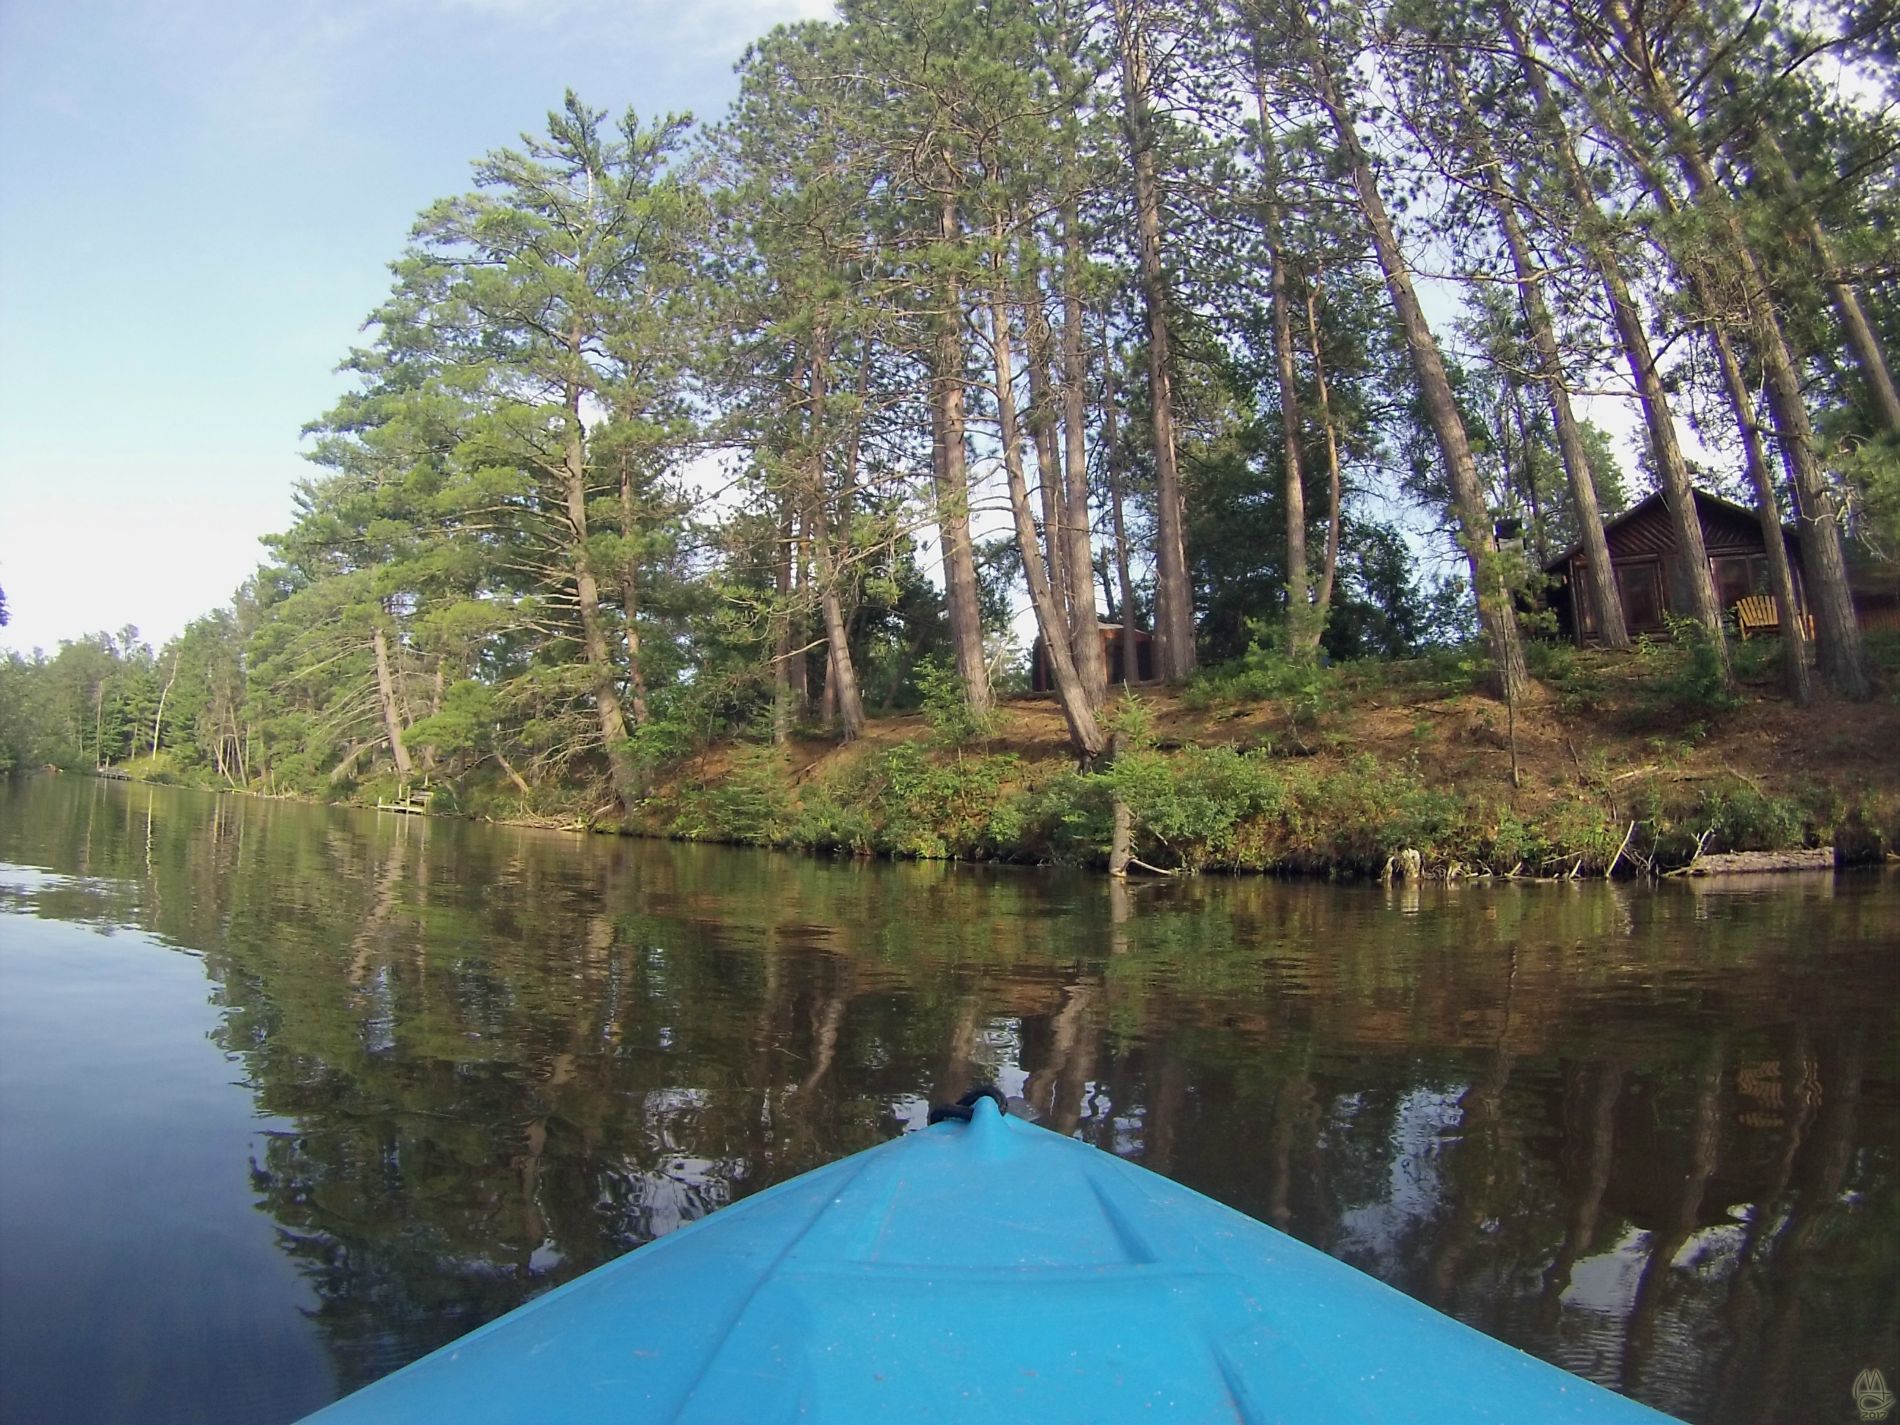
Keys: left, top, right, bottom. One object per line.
{"left": 1503, "top": 0, "right": 1728, "bottom": 673}
{"left": 1301, "top": 19, "right": 1530, "bottom": 702}
{"left": 1813, "top": 223, "right": 1900, "bottom": 431}
{"left": 932, "top": 186, "right": 994, "bottom": 713}
{"left": 1060, "top": 203, "right": 1109, "bottom": 702}
{"left": 1712, "top": 323, "right": 1814, "bottom": 702}
{"left": 1304, "top": 284, "right": 1343, "bottom": 625}
{"left": 804, "top": 325, "right": 866, "bottom": 740}
{"left": 1597, "top": 0, "right": 1867, "bottom": 698}
{"left": 1445, "top": 62, "right": 1628, "bottom": 651}
{"left": 373, "top": 622, "right": 413, "bottom": 778}
{"left": 617, "top": 459, "right": 650, "bottom": 727}
{"left": 1732, "top": 93, "right": 1900, "bottom": 432}
{"left": 1102, "top": 345, "right": 1142, "bottom": 679}
{"left": 1025, "top": 270, "right": 1071, "bottom": 623}
{"left": 988, "top": 242, "right": 1105, "bottom": 760}
{"left": 1624, "top": 137, "right": 1814, "bottom": 702}
{"left": 772, "top": 492, "right": 795, "bottom": 747}
{"left": 790, "top": 527, "right": 812, "bottom": 716}
{"left": 560, "top": 390, "right": 640, "bottom": 812}
{"left": 1250, "top": 53, "right": 1312, "bottom": 655}
{"left": 1114, "top": 0, "right": 1195, "bottom": 680}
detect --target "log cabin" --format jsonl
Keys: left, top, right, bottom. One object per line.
{"left": 1029, "top": 623, "right": 1156, "bottom": 692}
{"left": 1541, "top": 489, "right": 1809, "bottom": 645}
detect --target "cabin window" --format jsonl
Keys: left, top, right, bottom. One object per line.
{"left": 1711, "top": 554, "right": 1769, "bottom": 610}
{"left": 1617, "top": 562, "right": 1665, "bottom": 630}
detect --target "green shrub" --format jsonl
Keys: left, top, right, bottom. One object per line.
{"left": 627, "top": 718, "right": 695, "bottom": 777}
{"left": 792, "top": 783, "right": 878, "bottom": 853}
{"left": 918, "top": 657, "right": 998, "bottom": 748}
{"left": 1376, "top": 641, "right": 1490, "bottom": 698}
{"left": 357, "top": 771, "right": 406, "bottom": 809}
{"left": 1181, "top": 636, "right": 1339, "bottom": 730}
{"left": 1107, "top": 746, "right": 1288, "bottom": 867}
{"left": 1486, "top": 799, "right": 1623, "bottom": 872}
{"left": 1525, "top": 639, "right": 1575, "bottom": 683}
{"left": 117, "top": 751, "right": 183, "bottom": 785}
{"left": 671, "top": 749, "right": 796, "bottom": 844}
{"left": 1275, "top": 756, "right": 1468, "bottom": 872}
{"left": 833, "top": 743, "right": 1020, "bottom": 859}
{"left": 1104, "top": 689, "right": 1155, "bottom": 751}
{"left": 1691, "top": 783, "right": 1806, "bottom": 852}
{"left": 1865, "top": 628, "right": 1900, "bottom": 702}
{"left": 1728, "top": 636, "right": 1783, "bottom": 685}
{"left": 1015, "top": 770, "right": 1115, "bottom": 863}
{"left": 1026, "top": 749, "right": 1602, "bottom": 875}
{"left": 1526, "top": 641, "right": 1614, "bottom": 715}
{"left": 1629, "top": 618, "right": 1741, "bottom": 729}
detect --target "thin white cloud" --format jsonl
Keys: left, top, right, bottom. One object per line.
{"left": 13, "top": 0, "right": 839, "bottom": 157}
{"left": 0, "top": 456, "right": 297, "bottom": 656}
{"left": 0, "top": 0, "right": 844, "bottom": 656}
{"left": 127, "top": 0, "right": 377, "bottom": 144}
{"left": 419, "top": 0, "right": 839, "bottom": 60}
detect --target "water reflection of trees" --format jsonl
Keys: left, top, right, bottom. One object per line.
{"left": 2, "top": 779, "right": 1894, "bottom": 1423}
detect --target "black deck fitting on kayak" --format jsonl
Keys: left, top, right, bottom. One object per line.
{"left": 927, "top": 1085, "right": 1007, "bottom": 1125}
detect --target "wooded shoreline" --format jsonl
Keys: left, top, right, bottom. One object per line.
{"left": 4, "top": 1, "right": 1896, "bottom": 828}
{"left": 66, "top": 647, "right": 1900, "bottom": 884}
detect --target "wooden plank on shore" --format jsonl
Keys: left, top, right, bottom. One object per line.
{"left": 1682, "top": 847, "right": 1836, "bottom": 876}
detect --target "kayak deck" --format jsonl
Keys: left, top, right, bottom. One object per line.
{"left": 304, "top": 1095, "right": 1677, "bottom": 1422}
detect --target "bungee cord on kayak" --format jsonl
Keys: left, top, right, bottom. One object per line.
{"left": 925, "top": 1084, "right": 1008, "bottom": 1126}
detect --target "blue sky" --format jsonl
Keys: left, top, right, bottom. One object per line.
{"left": 0, "top": 0, "right": 828, "bottom": 656}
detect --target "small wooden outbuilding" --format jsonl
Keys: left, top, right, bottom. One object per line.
{"left": 1847, "top": 552, "right": 1900, "bottom": 636}
{"left": 1541, "top": 490, "right": 1807, "bottom": 645}
{"left": 1030, "top": 623, "right": 1156, "bottom": 692}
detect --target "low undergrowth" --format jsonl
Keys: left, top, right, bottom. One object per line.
{"left": 652, "top": 739, "right": 1893, "bottom": 879}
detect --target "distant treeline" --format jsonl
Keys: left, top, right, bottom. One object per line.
{"left": 2, "top": 0, "right": 1895, "bottom": 804}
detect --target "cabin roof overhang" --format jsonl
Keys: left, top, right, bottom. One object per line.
{"left": 1541, "top": 489, "right": 1797, "bottom": 576}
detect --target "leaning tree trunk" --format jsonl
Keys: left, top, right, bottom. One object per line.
{"left": 1301, "top": 18, "right": 1530, "bottom": 702}
{"left": 1730, "top": 90, "right": 1900, "bottom": 432}
{"left": 1710, "top": 322, "right": 1814, "bottom": 703}
{"left": 772, "top": 492, "right": 796, "bottom": 747}
{"left": 988, "top": 245, "right": 1106, "bottom": 761}
{"left": 372, "top": 622, "right": 414, "bottom": 778}
{"left": 1810, "top": 216, "right": 1900, "bottom": 431}
{"left": 932, "top": 185, "right": 995, "bottom": 713}
{"left": 617, "top": 457, "right": 650, "bottom": 727}
{"left": 804, "top": 324, "right": 866, "bottom": 741}
{"left": 1503, "top": 0, "right": 1729, "bottom": 676}
{"left": 561, "top": 391, "right": 640, "bottom": 812}
{"left": 1251, "top": 52, "right": 1313, "bottom": 655}
{"left": 151, "top": 652, "right": 178, "bottom": 757}
{"left": 1597, "top": 0, "right": 1868, "bottom": 698}
{"left": 1304, "top": 284, "right": 1343, "bottom": 625}
{"left": 1446, "top": 61, "right": 1628, "bottom": 651}
{"left": 1024, "top": 270, "right": 1073, "bottom": 624}
{"left": 1114, "top": 0, "right": 1195, "bottom": 680}
{"left": 1628, "top": 142, "right": 1814, "bottom": 701}
{"left": 1102, "top": 351, "right": 1143, "bottom": 680}
{"left": 1060, "top": 201, "right": 1110, "bottom": 703}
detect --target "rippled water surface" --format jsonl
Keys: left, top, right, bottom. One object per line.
{"left": 0, "top": 776, "right": 1895, "bottom": 1424}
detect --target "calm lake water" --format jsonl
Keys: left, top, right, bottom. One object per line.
{"left": 0, "top": 776, "right": 1895, "bottom": 1424}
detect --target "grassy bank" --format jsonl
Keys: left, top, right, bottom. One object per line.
{"left": 633, "top": 635, "right": 1900, "bottom": 878}
{"left": 90, "top": 635, "right": 1900, "bottom": 880}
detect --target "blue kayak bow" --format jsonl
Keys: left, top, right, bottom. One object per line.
{"left": 304, "top": 1090, "right": 1678, "bottom": 1423}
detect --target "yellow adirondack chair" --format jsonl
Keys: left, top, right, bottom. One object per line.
{"left": 1733, "top": 593, "right": 1813, "bottom": 641}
